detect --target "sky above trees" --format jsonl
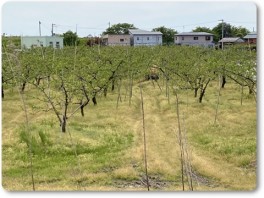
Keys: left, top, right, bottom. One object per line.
{"left": 1, "top": 0, "right": 257, "bottom": 37}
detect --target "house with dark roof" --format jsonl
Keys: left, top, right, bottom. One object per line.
{"left": 243, "top": 32, "right": 257, "bottom": 44}
{"left": 129, "top": 29, "right": 162, "bottom": 46}
{"left": 174, "top": 32, "right": 214, "bottom": 47}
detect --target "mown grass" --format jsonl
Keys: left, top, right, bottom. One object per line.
{"left": 2, "top": 78, "right": 256, "bottom": 191}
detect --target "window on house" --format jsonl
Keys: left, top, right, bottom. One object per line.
{"left": 120, "top": 39, "right": 124, "bottom": 42}
{"left": 147, "top": 37, "right": 149, "bottom": 40}
{"left": 175, "top": 37, "right": 177, "bottom": 40}
{"left": 205, "top": 36, "right": 211, "bottom": 41}
{"left": 137, "top": 37, "right": 139, "bottom": 40}
{"left": 49, "top": 41, "right": 53, "bottom": 47}
{"left": 194, "top": 37, "right": 199, "bottom": 40}
{"left": 182, "top": 37, "right": 184, "bottom": 40}
{"left": 56, "top": 42, "right": 60, "bottom": 48}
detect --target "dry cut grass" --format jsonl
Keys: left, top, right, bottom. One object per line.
{"left": 2, "top": 79, "right": 256, "bottom": 191}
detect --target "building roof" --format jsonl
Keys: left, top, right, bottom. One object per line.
{"left": 129, "top": 29, "right": 162, "bottom": 35}
{"left": 175, "top": 32, "right": 214, "bottom": 36}
{"left": 243, "top": 32, "right": 257, "bottom": 39}
{"left": 218, "top": 37, "right": 244, "bottom": 43}
{"left": 21, "top": 36, "right": 62, "bottom": 38}
{"left": 102, "top": 34, "right": 130, "bottom": 39}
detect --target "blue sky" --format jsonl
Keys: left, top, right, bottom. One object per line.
{"left": 1, "top": 0, "right": 258, "bottom": 37}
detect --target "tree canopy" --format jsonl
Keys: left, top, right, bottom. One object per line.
{"left": 152, "top": 26, "right": 177, "bottom": 45}
{"left": 193, "top": 23, "right": 250, "bottom": 42}
{"left": 192, "top": 26, "right": 212, "bottom": 33}
{"left": 63, "top": 30, "right": 79, "bottom": 46}
{"left": 103, "top": 23, "right": 136, "bottom": 35}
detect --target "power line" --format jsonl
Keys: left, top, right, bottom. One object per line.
{"left": 55, "top": 24, "right": 75, "bottom": 28}
{"left": 138, "top": 20, "right": 220, "bottom": 32}
{"left": 55, "top": 23, "right": 108, "bottom": 30}
{"left": 225, "top": 20, "right": 256, "bottom": 24}
{"left": 36, "top": 20, "right": 256, "bottom": 36}
{"left": 172, "top": 20, "right": 219, "bottom": 28}
{"left": 78, "top": 26, "right": 105, "bottom": 30}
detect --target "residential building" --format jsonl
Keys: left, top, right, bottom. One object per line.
{"left": 129, "top": 29, "right": 162, "bottom": 46}
{"left": 174, "top": 32, "right": 214, "bottom": 47}
{"left": 21, "top": 36, "right": 63, "bottom": 49}
{"left": 218, "top": 37, "right": 244, "bottom": 48}
{"left": 243, "top": 32, "right": 257, "bottom": 44}
{"left": 101, "top": 34, "right": 130, "bottom": 46}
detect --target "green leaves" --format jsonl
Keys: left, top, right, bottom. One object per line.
{"left": 103, "top": 23, "right": 136, "bottom": 35}
{"left": 63, "top": 31, "right": 79, "bottom": 46}
{"left": 2, "top": 45, "right": 256, "bottom": 116}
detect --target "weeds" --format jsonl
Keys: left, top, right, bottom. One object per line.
{"left": 2, "top": 76, "right": 256, "bottom": 190}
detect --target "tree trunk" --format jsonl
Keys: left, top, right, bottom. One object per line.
{"left": 80, "top": 105, "right": 85, "bottom": 117}
{"left": 36, "top": 77, "right": 41, "bottom": 85}
{"left": 79, "top": 99, "right": 89, "bottom": 117}
{"left": 92, "top": 96, "right": 97, "bottom": 105}
{"left": 198, "top": 79, "right": 210, "bottom": 103}
{"left": 248, "top": 84, "right": 254, "bottom": 94}
{"left": 2, "top": 85, "right": 4, "bottom": 99}
{"left": 111, "top": 79, "right": 115, "bottom": 91}
{"left": 21, "top": 82, "right": 26, "bottom": 92}
{"left": 2, "top": 77, "right": 4, "bottom": 99}
{"left": 61, "top": 115, "right": 67, "bottom": 133}
{"left": 194, "top": 88, "right": 198, "bottom": 97}
{"left": 199, "top": 89, "right": 205, "bottom": 103}
{"left": 221, "top": 76, "right": 226, "bottom": 88}
{"left": 104, "top": 87, "right": 107, "bottom": 97}
{"left": 249, "top": 87, "right": 252, "bottom": 94}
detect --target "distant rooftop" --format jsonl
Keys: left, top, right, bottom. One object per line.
{"left": 102, "top": 34, "right": 130, "bottom": 38}
{"left": 175, "top": 32, "right": 214, "bottom": 36}
{"left": 21, "top": 35, "right": 63, "bottom": 38}
{"left": 218, "top": 37, "right": 244, "bottom": 43}
{"left": 244, "top": 32, "right": 257, "bottom": 39}
{"left": 129, "top": 29, "right": 162, "bottom": 35}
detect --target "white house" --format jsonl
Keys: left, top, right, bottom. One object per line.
{"left": 129, "top": 29, "right": 162, "bottom": 46}
{"left": 21, "top": 36, "right": 63, "bottom": 49}
{"left": 174, "top": 32, "right": 214, "bottom": 47}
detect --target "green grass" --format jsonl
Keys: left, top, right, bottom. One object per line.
{"left": 2, "top": 79, "right": 256, "bottom": 191}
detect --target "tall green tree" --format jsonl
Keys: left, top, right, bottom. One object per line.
{"left": 103, "top": 23, "right": 136, "bottom": 35}
{"left": 152, "top": 26, "right": 177, "bottom": 45}
{"left": 212, "top": 22, "right": 250, "bottom": 42}
{"left": 192, "top": 26, "right": 212, "bottom": 33}
{"left": 212, "top": 22, "right": 233, "bottom": 42}
{"left": 63, "top": 30, "right": 79, "bottom": 46}
{"left": 231, "top": 26, "right": 250, "bottom": 38}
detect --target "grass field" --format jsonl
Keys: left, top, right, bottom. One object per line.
{"left": 1, "top": 78, "right": 256, "bottom": 191}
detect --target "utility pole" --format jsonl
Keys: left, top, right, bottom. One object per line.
{"left": 219, "top": 19, "right": 224, "bottom": 49}
{"left": 51, "top": 23, "right": 55, "bottom": 36}
{"left": 108, "top": 22, "right": 110, "bottom": 28}
{"left": 76, "top": 24, "right": 78, "bottom": 35}
{"left": 39, "top": 21, "right": 41, "bottom": 36}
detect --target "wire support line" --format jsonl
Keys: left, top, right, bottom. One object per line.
{"left": 225, "top": 20, "right": 256, "bottom": 24}
{"left": 172, "top": 20, "right": 219, "bottom": 28}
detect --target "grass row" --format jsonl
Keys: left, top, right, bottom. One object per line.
{"left": 2, "top": 78, "right": 256, "bottom": 190}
